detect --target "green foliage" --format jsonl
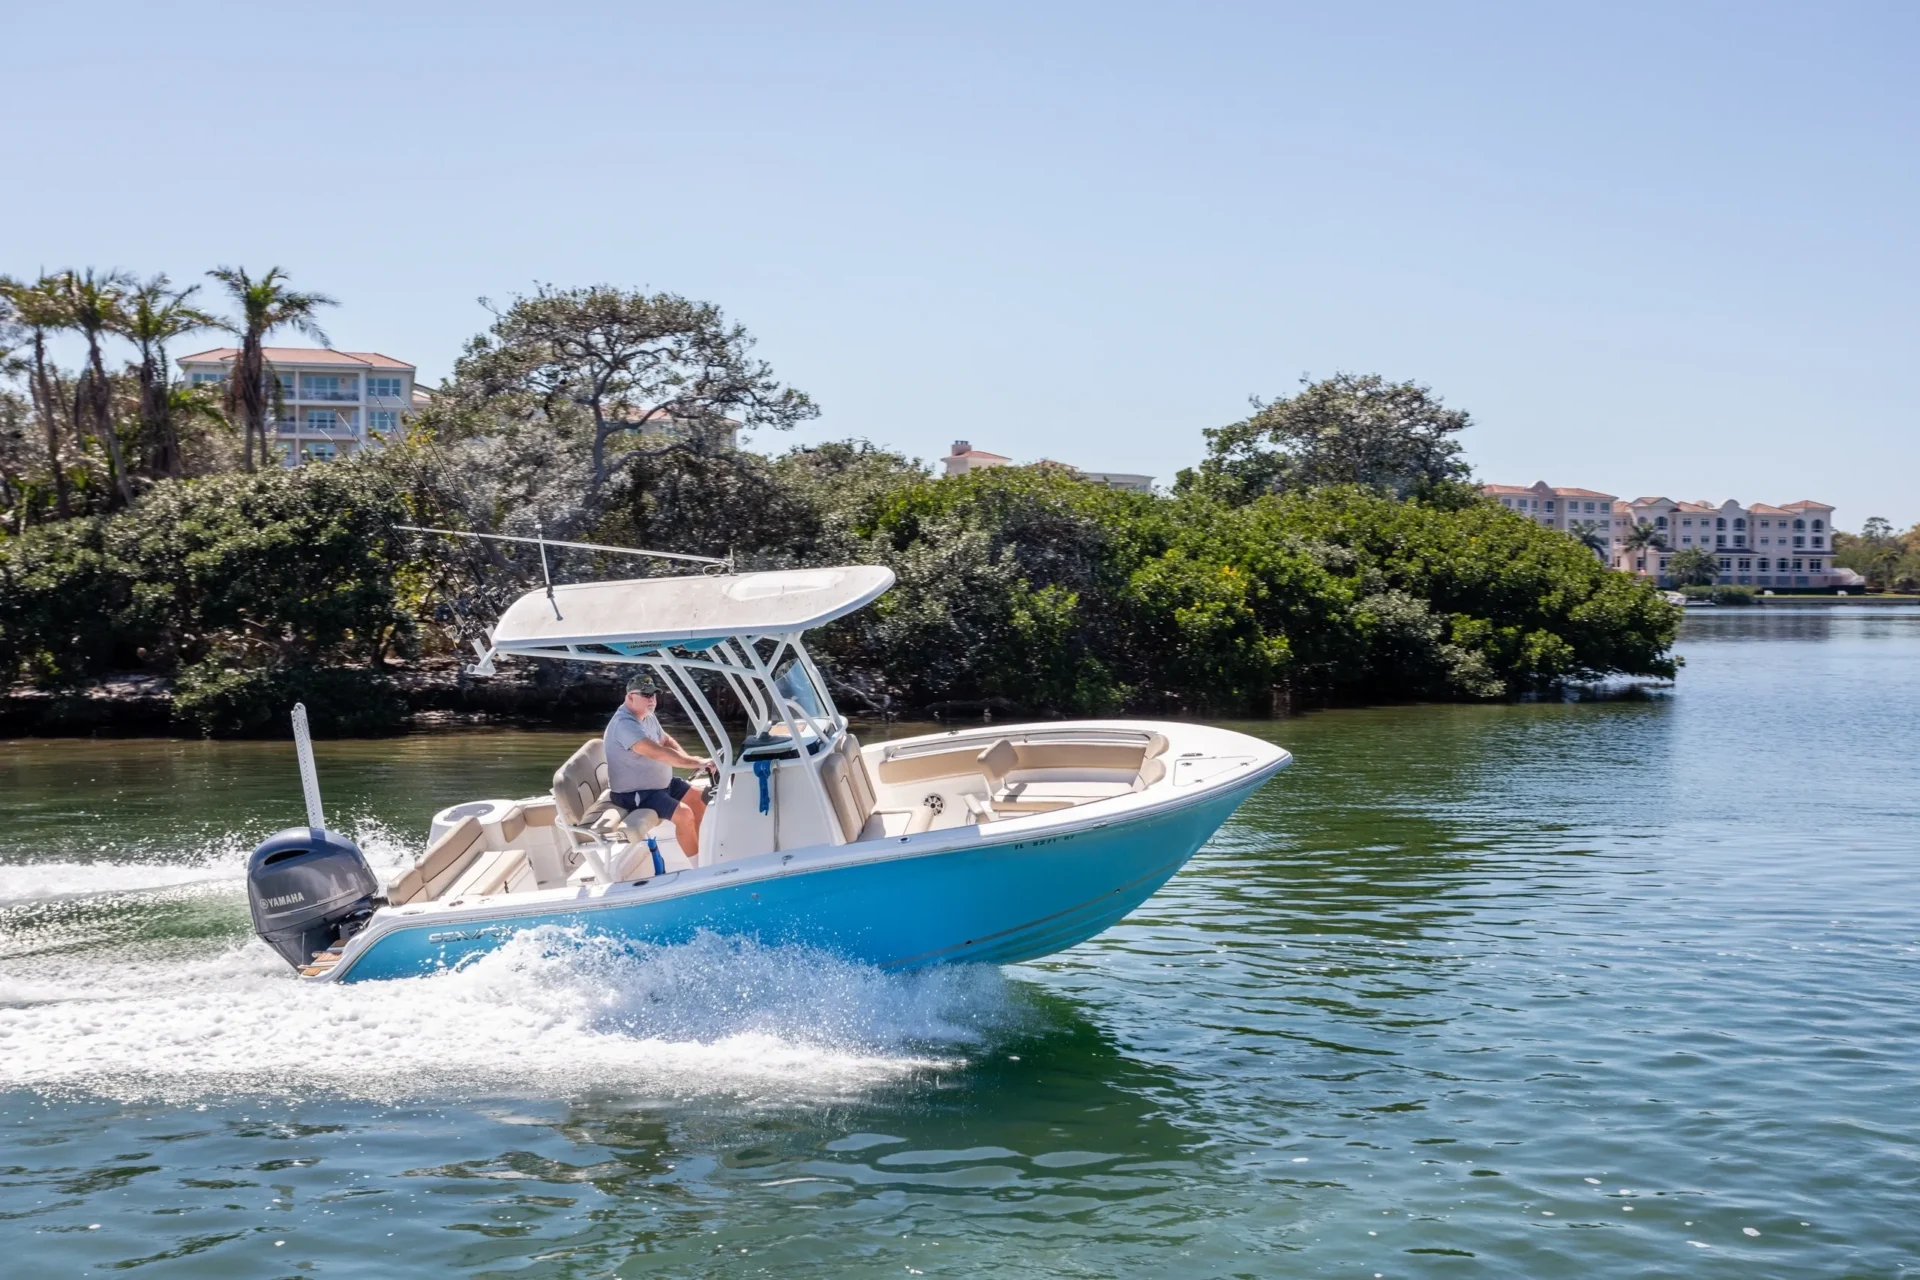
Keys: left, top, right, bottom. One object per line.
{"left": 1179, "top": 373, "right": 1471, "bottom": 504}
{"left": 0, "top": 453, "right": 425, "bottom": 699}
{"left": 1666, "top": 546, "right": 1720, "bottom": 587}
{"left": 1681, "top": 584, "right": 1756, "bottom": 605}
{"left": 1833, "top": 518, "right": 1920, "bottom": 591}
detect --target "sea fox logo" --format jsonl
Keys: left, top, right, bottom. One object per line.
{"left": 265, "top": 892, "right": 305, "bottom": 908}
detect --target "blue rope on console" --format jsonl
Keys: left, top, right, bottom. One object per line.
{"left": 753, "top": 759, "right": 772, "bottom": 814}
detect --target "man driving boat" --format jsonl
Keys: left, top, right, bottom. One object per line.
{"left": 605, "top": 674, "right": 712, "bottom": 860}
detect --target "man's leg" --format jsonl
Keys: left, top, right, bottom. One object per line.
{"left": 671, "top": 801, "right": 700, "bottom": 861}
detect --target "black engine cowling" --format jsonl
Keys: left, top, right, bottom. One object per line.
{"left": 247, "top": 827, "right": 380, "bottom": 970}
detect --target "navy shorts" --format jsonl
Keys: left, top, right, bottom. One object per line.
{"left": 612, "top": 777, "right": 691, "bottom": 821}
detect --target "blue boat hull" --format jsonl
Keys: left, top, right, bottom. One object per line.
{"left": 336, "top": 775, "right": 1263, "bottom": 983}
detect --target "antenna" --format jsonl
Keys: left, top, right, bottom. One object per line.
{"left": 291, "top": 703, "right": 326, "bottom": 833}
{"left": 396, "top": 525, "right": 731, "bottom": 572}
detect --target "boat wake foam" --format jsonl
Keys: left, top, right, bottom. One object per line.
{"left": 0, "top": 926, "right": 1021, "bottom": 1105}
{"left": 0, "top": 818, "right": 418, "bottom": 907}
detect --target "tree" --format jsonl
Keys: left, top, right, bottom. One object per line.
{"left": 1667, "top": 546, "right": 1720, "bottom": 587}
{"left": 1621, "top": 521, "right": 1664, "bottom": 575}
{"left": 1834, "top": 516, "right": 1908, "bottom": 591}
{"left": 446, "top": 285, "right": 818, "bottom": 496}
{"left": 1569, "top": 519, "right": 1609, "bottom": 561}
{"left": 1, "top": 275, "right": 76, "bottom": 518}
{"left": 1180, "top": 372, "right": 1471, "bottom": 503}
{"left": 112, "top": 275, "right": 213, "bottom": 479}
{"left": 207, "top": 266, "right": 335, "bottom": 472}
{"left": 51, "top": 269, "right": 137, "bottom": 506}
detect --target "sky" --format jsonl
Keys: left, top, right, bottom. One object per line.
{"left": 4, "top": 1, "right": 1916, "bottom": 527}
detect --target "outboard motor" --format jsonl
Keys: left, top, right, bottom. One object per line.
{"left": 247, "top": 701, "right": 382, "bottom": 972}
{"left": 247, "top": 826, "right": 379, "bottom": 969}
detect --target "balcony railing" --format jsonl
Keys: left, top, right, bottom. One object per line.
{"left": 298, "top": 388, "right": 361, "bottom": 402}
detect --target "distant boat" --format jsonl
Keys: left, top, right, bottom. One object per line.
{"left": 245, "top": 562, "right": 1291, "bottom": 982}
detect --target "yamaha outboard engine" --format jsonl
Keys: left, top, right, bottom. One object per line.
{"left": 247, "top": 701, "right": 382, "bottom": 971}
{"left": 247, "top": 826, "right": 379, "bottom": 969}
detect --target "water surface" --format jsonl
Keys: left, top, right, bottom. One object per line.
{"left": 3, "top": 608, "right": 1917, "bottom": 1276}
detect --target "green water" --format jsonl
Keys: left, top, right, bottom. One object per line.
{"left": 3, "top": 608, "right": 1917, "bottom": 1277}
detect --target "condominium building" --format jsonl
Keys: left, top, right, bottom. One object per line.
{"left": 176, "top": 346, "right": 427, "bottom": 465}
{"left": 1483, "top": 481, "right": 1863, "bottom": 589}
{"left": 941, "top": 440, "right": 1153, "bottom": 492}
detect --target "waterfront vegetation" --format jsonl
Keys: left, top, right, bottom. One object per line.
{"left": 1833, "top": 517, "right": 1920, "bottom": 592}
{"left": 1, "top": 274, "right": 1682, "bottom": 734}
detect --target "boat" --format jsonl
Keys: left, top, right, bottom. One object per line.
{"left": 245, "top": 563, "right": 1292, "bottom": 982}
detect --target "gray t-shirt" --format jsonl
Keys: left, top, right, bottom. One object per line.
{"left": 605, "top": 706, "right": 673, "bottom": 793}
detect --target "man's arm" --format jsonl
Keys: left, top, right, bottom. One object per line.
{"left": 629, "top": 736, "right": 710, "bottom": 771}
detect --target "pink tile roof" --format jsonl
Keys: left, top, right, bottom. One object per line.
{"left": 1481, "top": 483, "right": 1537, "bottom": 494}
{"left": 1552, "top": 487, "right": 1616, "bottom": 498}
{"left": 1780, "top": 499, "right": 1833, "bottom": 510}
{"left": 177, "top": 346, "right": 414, "bottom": 371}
{"left": 1748, "top": 504, "right": 1792, "bottom": 515}
{"left": 947, "top": 447, "right": 1012, "bottom": 462}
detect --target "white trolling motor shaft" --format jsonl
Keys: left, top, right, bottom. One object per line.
{"left": 291, "top": 702, "right": 326, "bottom": 833}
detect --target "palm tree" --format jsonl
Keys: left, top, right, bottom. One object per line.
{"left": 0, "top": 274, "right": 77, "bottom": 518}
{"left": 1622, "top": 521, "right": 1665, "bottom": 576}
{"left": 51, "top": 269, "right": 137, "bottom": 505}
{"left": 1569, "top": 519, "right": 1609, "bottom": 562}
{"left": 206, "top": 266, "right": 335, "bottom": 471}
{"left": 112, "top": 275, "right": 214, "bottom": 479}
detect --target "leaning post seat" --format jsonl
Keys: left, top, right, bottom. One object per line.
{"left": 552, "top": 738, "right": 628, "bottom": 837}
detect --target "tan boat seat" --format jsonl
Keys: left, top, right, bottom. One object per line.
{"left": 387, "top": 816, "right": 488, "bottom": 905}
{"left": 443, "top": 848, "right": 534, "bottom": 900}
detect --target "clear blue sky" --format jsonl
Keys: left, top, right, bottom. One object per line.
{"left": 5, "top": 1, "right": 1915, "bottom": 527}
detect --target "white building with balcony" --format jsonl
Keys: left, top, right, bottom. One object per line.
{"left": 1485, "top": 481, "right": 1862, "bottom": 589}
{"left": 176, "top": 346, "right": 426, "bottom": 465}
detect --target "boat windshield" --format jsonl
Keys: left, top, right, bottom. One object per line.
{"left": 772, "top": 657, "right": 828, "bottom": 723}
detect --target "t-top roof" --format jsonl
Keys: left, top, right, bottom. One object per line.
{"left": 490, "top": 565, "right": 896, "bottom": 655}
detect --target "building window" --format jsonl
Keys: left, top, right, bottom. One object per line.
{"left": 1793, "top": 536, "right": 1805, "bottom": 548}
{"left": 1716, "top": 535, "right": 1726, "bottom": 547}
{"left": 1810, "top": 559, "right": 1822, "bottom": 571}
{"left": 368, "top": 376, "right": 403, "bottom": 398}
{"left": 1812, "top": 519, "right": 1824, "bottom": 531}
{"left": 1682, "top": 536, "right": 1693, "bottom": 545}
{"left": 190, "top": 371, "right": 225, "bottom": 387}
{"left": 1791, "top": 559, "right": 1803, "bottom": 571}
{"left": 1758, "top": 558, "right": 1770, "bottom": 571}
{"left": 302, "top": 442, "right": 338, "bottom": 462}
{"left": 1811, "top": 536, "right": 1823, "bottom": 548}
{"left": 301, "top": 374, "right": 358, "bottom": 401}
{"left": 1655, "top": 516, "right": 1667, "bottom": 529}
{"left": 1793, "top": 518, "right": 1806, "bottom": 530}
{"left": 369, "top": 410, "right": 399, "bottom": 433}
{"left": 1682, "top": 518, "right": 1693, "bottom": 528}
{"left": 1716, "top": 517, "right": 1726, "bottom": 529}
{"left": 1734, "top": 517, "right": 1746, "bottom": 529}
{"left": 1734, "top": 535, "right": 1746, "bottom": 547}
{"left": 1659, "top": 558, "right": 1670, "bottom": 569}
{"left": 1737, "top": 559, "right": 1751, "bottom": 570}
{"left": 1546, "top": 501, "right": 1555, "bottom": 512}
